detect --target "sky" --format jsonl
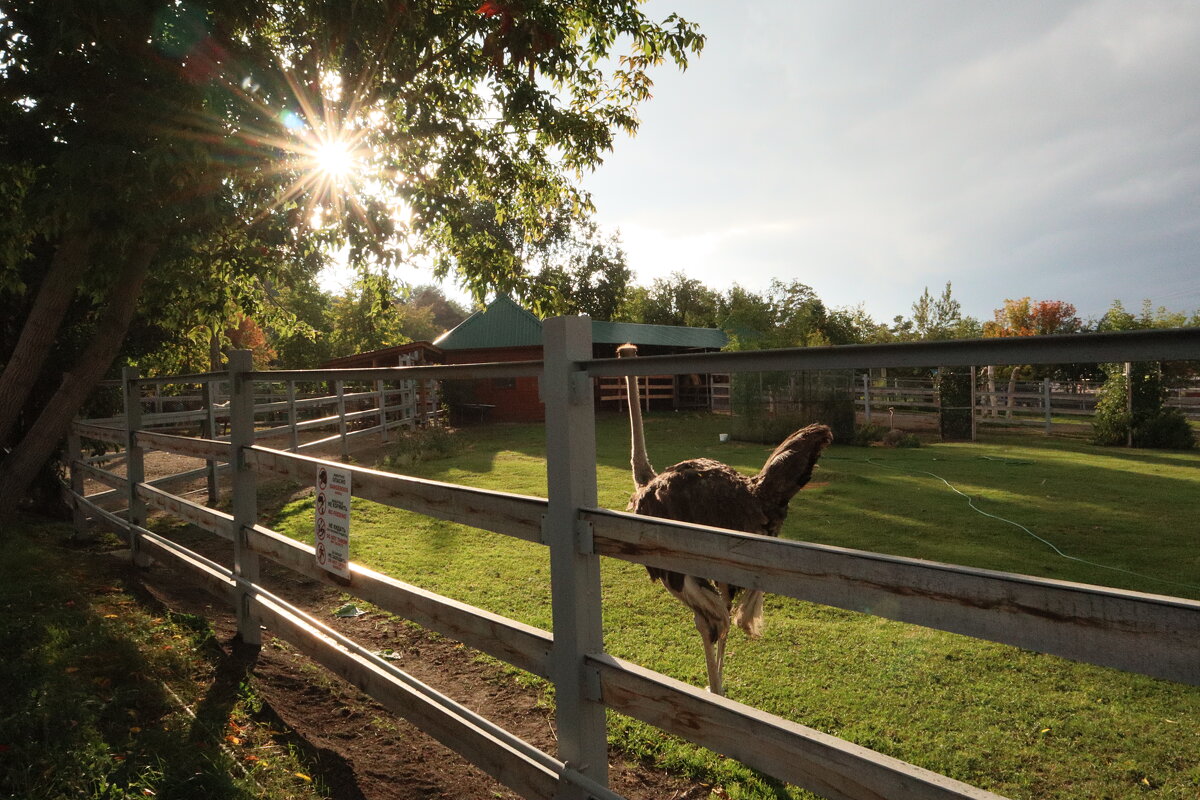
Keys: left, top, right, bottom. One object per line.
{"left": 322, "top": 0, "right": 1200, "bottom": 326}
{"left": 579, "top": 0, "right": 1200, "bottom": 324}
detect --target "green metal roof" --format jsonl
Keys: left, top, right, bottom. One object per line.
{"left": 433, "top": 295, "right": 544, "bottom": 349}
{"left": 590, "top": 320, "right": 727, "bottom": 349}
{"left": 434, "top": 296, "right": 728, "bottom": 351}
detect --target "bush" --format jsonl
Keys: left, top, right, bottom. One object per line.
{"left": 731, "top": 370, "right": 856, "bottom": 444}
{"left": 852, "top": 424, "right": 888, "bottom": 446}
{"left": 937, "top": 368, "right": 973, "bottom": 441}
{"left": 1132, "top": 409, "right": 1195, "bottom": 450}
{"left": 885, "top": 430, "right": 922, "bottom": 448}
{"left": 377, "top": 425, "right": 459, "bottom": 469}
{"left": 1091, "top": 363, "right": 1193, "bottom": 449}
{"left": 851, "top": 424, "right": 920, "bottom": 448}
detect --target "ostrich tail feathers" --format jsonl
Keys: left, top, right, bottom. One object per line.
{"left": 750, "top": 423, "right": 834, "bottom": 508}
{"left": 731, "top": 589, "right": 765, "bottom": 638}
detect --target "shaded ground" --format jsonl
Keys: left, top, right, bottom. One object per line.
{"left": 77, "top": 433, "right": 707, "bottom": 800}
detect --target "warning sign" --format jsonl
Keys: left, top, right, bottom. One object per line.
{"left": 315, "top": 465, "right": 351, "bottom": 578}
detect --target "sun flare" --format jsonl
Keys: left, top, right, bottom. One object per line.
{"left": 315, "top": 137, "right": 357, "bottom": 179}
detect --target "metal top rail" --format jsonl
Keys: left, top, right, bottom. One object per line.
{"left": 124, "top": 328, "right": 1200, "bottom": 387}
{"left": 583, "top": 327, "right": 1200, "bottom": 378}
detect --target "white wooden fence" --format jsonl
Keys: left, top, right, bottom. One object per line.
{"left": 63, "top": 324, "right": 1200, "bottom": 800}
{"left": 857, "top": 372, "right": 1200, "bottom": 436}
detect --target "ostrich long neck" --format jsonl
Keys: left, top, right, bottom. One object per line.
{"left": 617, "top": 344, "right": 656, "bottom": 487}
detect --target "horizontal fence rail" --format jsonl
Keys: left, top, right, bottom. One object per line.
{"left": 63, "top": 324, "right": 1200, "bottom": 800}
{"left": 583, "top": 509, "right": 1200, "bottom": 685}
{"left": 589, "top": 654, "right": 1006, "bottom": 800}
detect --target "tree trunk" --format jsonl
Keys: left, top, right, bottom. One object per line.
{"left": 1006, "top": 366, "right": 1022, "bottom": 420}
{"left": 0, "top": 231, "right": 95, "bottom": 445}
{"left": 0, "top": 243, "right": 157, "bottom": 502}
{"left": 986, "top": 365, "right": 996, "bottom": 418}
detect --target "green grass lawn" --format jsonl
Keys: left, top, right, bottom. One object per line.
{"left": 0, "top": 518, "right": 327, "bottom": 800}
{"left": 271, "top": 414, "right": 1200, "bottom": 799}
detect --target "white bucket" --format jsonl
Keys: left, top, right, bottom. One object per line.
{"left": 719, "top": 433, "right": 729, "bottom": 442}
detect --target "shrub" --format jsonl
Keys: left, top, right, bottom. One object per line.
{"left": 852, "top": 424, "right": 889, "bottom": 446}
{"left": 1091, "top": 363, "right": 1193, "bottom": 449}
{"left": 377, "top": 425, "right": 459, "bottom": 469}
{"left": 888, "top": 431, "right": 922, "bottom": 448}
{"left": 937, "top": 368, "right": 973, "bottom": 441}
{"left": 1132, "top": 409, "right": 1195, "bottom": 450}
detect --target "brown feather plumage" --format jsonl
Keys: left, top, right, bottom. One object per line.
{"left": 619, "top": 344, "right": 832, "bottom": 694}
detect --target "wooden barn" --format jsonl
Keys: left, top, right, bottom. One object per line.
{"left": 433, "top": 296, "right": 729, "bottom": 423}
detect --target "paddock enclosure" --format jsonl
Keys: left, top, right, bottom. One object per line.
{"left": 63, "top": 322, "right": 1200, "bottom": 800}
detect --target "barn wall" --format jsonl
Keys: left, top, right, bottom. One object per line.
{"left": 443, "top": 346, "right": 545, "bottom": 422}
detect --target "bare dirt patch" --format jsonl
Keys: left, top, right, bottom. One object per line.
{"left": 88, "top": 432, "right": 708, "bottom": 800}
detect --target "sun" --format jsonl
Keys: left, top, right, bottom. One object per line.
{"left": 314, "top": 137, "right": 358, "bottom": 179}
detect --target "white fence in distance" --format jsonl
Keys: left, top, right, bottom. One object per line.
{"left": 63, "top": 325, "right": 1200, "bottom": 800}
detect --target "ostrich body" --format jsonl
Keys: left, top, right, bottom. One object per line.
{"left": 618, "top": 344, "right": 832, "bottom": 695}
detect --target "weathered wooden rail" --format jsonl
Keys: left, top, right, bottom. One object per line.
{"left": 63, "top": 323, "right": 1200, "bottom": 800}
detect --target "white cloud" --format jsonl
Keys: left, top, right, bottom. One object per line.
{"left": 587, "top": 0, "right": 1200, "bottom": 322}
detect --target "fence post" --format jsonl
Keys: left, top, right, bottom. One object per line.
{"left": 1043, "top": 378, "right": 1052, "bottom": 435}
{"left": 67, "top": 426, "right": 87, "bottom": 534}
{"left": 377, "top": 379, "right": 388, "bottom": 443}
{"left": 228, "top": 350, "right": 262, "bottom": 647}
{"left": 542, "top": 315, "right": 608, "bottom": 794}
{"left": 862, "top": 371, "right": 872, "bottom": 424}
{"left": 1124, "top": 362, "right": 1133, "bottom": 447}
{"left": 287, "top": 380, "right": 299, "bottom": 452}
{"left": 201, "top": 381, "right": 220, "bottom": 504}
{"left": 336, "top": 379, "right": 349, "bottom": 460}
{"left": 970, "top": 366, "right": 978, "bottom": 442}
{"left": 122, "top": 366, "right": 150, "bottom": 567}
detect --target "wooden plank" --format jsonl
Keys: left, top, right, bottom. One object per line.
{"left": 590, "top": 654, "right": 1007, "bottom": 800}
{"left": 73, "top": 421, "right": 126, "bottom": 444}
{"left": 584, "top": 508, "right": 1200, "bottom": 685}
{"left": 244, "top": 524, "right": 552, "bottom": 678}
{"left": 75, "top": 460, "right": 127, "bottom": 491}
{"left": 259, "top": 360, "right": 545, "bottom": 384}
{"left": 139, "top": 408, "right": 209, "bottom": 426}
{"left": 137, "top": 483, "right": 234, "bottom": 541}
{"left": 135, "top": 528, "right": 238, "bottom": 606}
{"left": 251, "top": 592, "right": 562, "bottom": 800}
{"left": 244, "top": 445, "right": 546, "bottom": 543}
{"left": 135, "top": 430, "right": 232, "bottom": 461}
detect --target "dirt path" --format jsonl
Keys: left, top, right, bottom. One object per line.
{"left": 91, "top": 433, "right": 708, "bottom": 800}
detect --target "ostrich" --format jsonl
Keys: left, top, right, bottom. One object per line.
{"left": 618, "top": 344, "right": 832, "bottom": 695}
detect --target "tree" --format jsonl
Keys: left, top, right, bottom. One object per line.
{"left": 326, "top": 276, "right": 410, "bottom": 358}
{"left": 625, "top": 272, "right": 721, "bottom": 328}
{"left": 0, "top": 1, "right": 704, "bottom": 503}
{"left": 892, "top": 282, "right": 979, "bottom": 341}
{"left": 530, "top": 222, "right": 632, "bottom": 320}
{"left": 981, "top": 297, "right": 1082, "bottom": 417}
{"left": 400, "top": 285, "right": 470, "bottom": 339}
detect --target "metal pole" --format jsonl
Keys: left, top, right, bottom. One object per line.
{"left": 122, "top": 366, "right": 150, "bottom": 567}
{"left": 542, "top": 316, "right": 608, "bottom": 794}
{"left": 228, "top": 350, "right": 262, "bottom": 646}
